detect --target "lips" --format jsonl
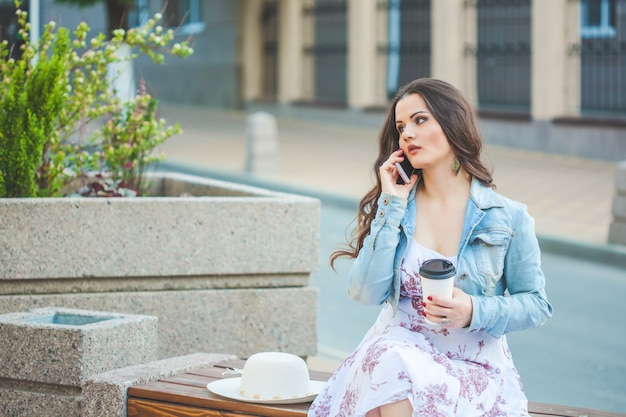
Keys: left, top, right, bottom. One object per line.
{"left": 407, "top": 144, "right": 420, "bottom": 154}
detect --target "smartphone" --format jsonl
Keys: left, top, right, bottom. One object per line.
{"left": 395, "top": 156, "right": 415, "bottom": 184}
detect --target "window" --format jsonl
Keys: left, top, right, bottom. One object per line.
{"left": 581, "top": 0, "right": 616, "bottom": 38}
{"left": 129, "top": 0, "right": 204, "bottom": 36}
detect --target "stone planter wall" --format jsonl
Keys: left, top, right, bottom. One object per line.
{"left": 0, "top": 173, "right": 320, "bottom": 359}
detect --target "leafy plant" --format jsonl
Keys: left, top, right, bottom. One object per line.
{"left": 0, "top": 0, "right": 193, "bottom": 198}
{"left": 68, "top": 79, "right": 180, "bottom": 196}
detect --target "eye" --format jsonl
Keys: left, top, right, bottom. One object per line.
{"left": 416, "top": 116, "right": 427, "bottom": 124}
{"left": 396, "top": 125, "right": 405, "bottom": 133}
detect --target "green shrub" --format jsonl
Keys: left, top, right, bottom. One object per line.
{"left": 0, "top": 20, "right": 68, "bottom": 197}
{"left": 0, "top": 1, "right": 193, "bottom": 198}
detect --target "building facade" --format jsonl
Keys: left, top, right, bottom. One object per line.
{"left": 239, "top": 0, "right": 625, "bottom": 160}
{"left": 8, "top": 0, "right": 626, "bottom": 160}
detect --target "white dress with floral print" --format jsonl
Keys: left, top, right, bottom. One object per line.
{"left": 308, "top": 239, "right": 529, "bottom": 417}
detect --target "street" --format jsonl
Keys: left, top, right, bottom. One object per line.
{"left": 312, "top": 202, "right": 626, "bottom": 414}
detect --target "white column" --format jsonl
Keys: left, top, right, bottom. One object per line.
{"left": 531, "top": 0, "right": 579, "bottom": 119}
{"left": 375, "top": 1, "right": 389, "bottom": 104}
{"left": 240, "top": 0, "right": 263, "bottom": 103}
{"left": 431, "top": 0, "right": 476, "bottom": 104}
{"left": 29, "top": 0, "right": 40, "bottom": 41}
{"left": 347, "top": 0, "right": 379, "bottom": 108}
{"left": 565, "top": 0, "right": 581, "bottom": 116}
{"left": 463, "top": 2, "right": 478, "bottom": 108}
{"left": 278, "top": 0, "right": 307, "bottom": 103}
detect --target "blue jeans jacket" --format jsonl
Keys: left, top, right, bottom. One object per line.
{"left": 348, "top": 177, "right": 553, "bottom": 338}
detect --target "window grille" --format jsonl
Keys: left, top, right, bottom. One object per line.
{"left": 579, "top": 0, "right": 626, "bottom": 116}
{"left": 473, "top": 0, "right": 532, "bottom": 114}
{"left": 303, "top": 0, "right": 348, "bottom": 105}
{"left": 261, "top": 0, "right": 279, "bottom": 100}
{"left": 377, "top": 0, "right": 431, "bottom": 99}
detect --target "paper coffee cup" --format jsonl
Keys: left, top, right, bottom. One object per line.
{"left": 419, "top": 259, "right": 456, "bottom": 325}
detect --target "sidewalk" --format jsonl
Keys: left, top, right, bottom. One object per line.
{"left": 157, "top": 101, "right": 620, "bottom": 249}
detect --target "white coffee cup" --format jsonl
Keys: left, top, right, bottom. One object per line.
{"left": 419, "top": 259, "right": 456, "bottom": 325}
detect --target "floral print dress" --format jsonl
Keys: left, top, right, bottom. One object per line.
{"left": 308, "top": 238, "right": 529, "bottom": 417}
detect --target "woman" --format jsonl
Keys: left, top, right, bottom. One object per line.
{"left": 308, "top": 78, "right": 553, "bottom": 417}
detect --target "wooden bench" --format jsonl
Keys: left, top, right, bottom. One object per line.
{"left": 127, "top": 359, "right": 626, "bottom": 417}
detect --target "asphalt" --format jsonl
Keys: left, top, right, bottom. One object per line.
{"left": 156, "top": 100, "right": 626, "bottom": 269}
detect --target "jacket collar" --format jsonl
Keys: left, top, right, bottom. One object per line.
{"left": 469, "top": 177, "right": 505, "bottom": 210}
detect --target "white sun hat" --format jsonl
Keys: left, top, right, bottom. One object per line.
{"left": 207, "top": 351, "right": 326, "bottom": 404}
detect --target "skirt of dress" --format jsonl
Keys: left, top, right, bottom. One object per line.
{"left": 308, "top": 241, "right": 530, "bottom": 417}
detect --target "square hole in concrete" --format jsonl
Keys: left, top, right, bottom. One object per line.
{"left": 25, "top": 313, "right": 115, "bottom": 326}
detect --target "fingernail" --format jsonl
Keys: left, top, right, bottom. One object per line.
{"left": 427, "top": 296, "right": 432, "bottom": 301}
{"left": 422, "top": 302, "right": 426, "bottom": 307}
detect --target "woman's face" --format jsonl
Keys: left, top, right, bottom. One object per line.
{"left": 394, "top": 93, "right": 454, "bottom": 171}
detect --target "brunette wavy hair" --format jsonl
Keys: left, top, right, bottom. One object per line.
{"left": 330, "top": 78, "right": 494, "bottom": 267}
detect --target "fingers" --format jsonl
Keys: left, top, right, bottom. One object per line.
{"left": 423, "top": 290, "right": 473, "bottom": 328}
{"left": 380, "top": 149, "right": 416, "bottom": 196}
{"left": 422, "top": 299, "right": 453, "bottom": 326}
{"left": 379, "top": 149, "right": 404, "bottom": 174}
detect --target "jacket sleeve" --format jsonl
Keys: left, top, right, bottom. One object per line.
{"left": 348, "top": 193, "right": 407, "bottom": 306}
{"left": 468, "top": 205, "right": 553, "bottom": 338}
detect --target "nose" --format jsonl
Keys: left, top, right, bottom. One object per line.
{"left": 400, "top": 123, "right": 416, "bottom": 141}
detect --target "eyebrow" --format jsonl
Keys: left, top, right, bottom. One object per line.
{"left": 395, "top": 110, "right": 428, "bottom": 124}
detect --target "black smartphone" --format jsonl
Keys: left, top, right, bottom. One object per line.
{"left": 395, "top": 156, "right": 415, "bottom": 184}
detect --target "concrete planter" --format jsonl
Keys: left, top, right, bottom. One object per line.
{"left": 0, "top": 172, "right": 320, "bottom": 359}
{"left": 0, "top": 307, "right": 158, "bottom": 416}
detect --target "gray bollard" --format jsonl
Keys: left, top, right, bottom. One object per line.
{"left": 609, "top": 160, "right": 626, "bottom": 245}
{"left": 245, "top": 112, "right": 278, "bottom": 173}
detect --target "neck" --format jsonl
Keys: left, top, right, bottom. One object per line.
{"left": 419, "top": 167, "right": 471, "bottom": 202}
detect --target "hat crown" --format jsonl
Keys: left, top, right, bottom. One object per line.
{"left": 238, "top": 352, "right": 313, "bottom": 400}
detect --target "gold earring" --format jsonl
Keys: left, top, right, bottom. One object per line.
{"left": 452, "top": 158, "right": 461, "bottom": 176}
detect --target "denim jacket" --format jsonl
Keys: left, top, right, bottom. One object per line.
{"left": 348, "top": 177, "right": 553, "bottom": 338}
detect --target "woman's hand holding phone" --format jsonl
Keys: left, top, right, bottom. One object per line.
{"left": 380, "top": 149, "right": 417, "bottom": 198}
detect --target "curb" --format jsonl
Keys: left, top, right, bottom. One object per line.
{"left": 535, "top": 235, "right": 626, "bottom": 270}
{"left": 158, "top": 161, "right": 359, "bottom": 211}
{"left": 158, "top": 160, "right": 626, "bottom": 270}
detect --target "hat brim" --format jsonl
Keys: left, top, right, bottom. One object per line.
{"left": 207, "top": 377, "right": 325, "bottom": 404}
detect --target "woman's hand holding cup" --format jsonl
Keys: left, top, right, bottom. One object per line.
{"left": 423, "top": 288, "right": 473, "bottom": 329}
{"left": 420, "top": 259, "right": 473, "bottom": 328}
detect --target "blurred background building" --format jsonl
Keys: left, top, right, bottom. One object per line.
{"left": 3, "top": 0, "right": 625, "bottom": 160}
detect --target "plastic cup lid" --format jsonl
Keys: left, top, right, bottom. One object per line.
{"left": 419, "top": 258, "right": 455, "bottom": 280}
